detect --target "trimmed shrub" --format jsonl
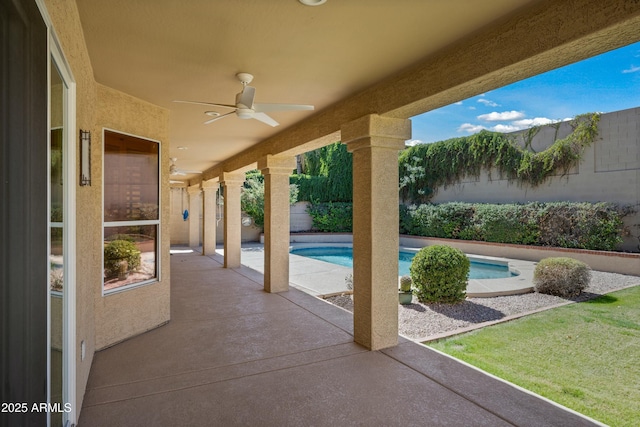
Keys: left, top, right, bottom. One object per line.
{"left": 410, "top": 245, "right": 470, "bottom": 303}
{"left": 533, "top": 257, "right": 591, "bottom": 297}
{"left": 104, "top": 239, "right": 141, "bottom": 278}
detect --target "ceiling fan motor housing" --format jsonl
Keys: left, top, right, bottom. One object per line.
{"left": 236, "top": 108, "right": 254, "bottom": 119}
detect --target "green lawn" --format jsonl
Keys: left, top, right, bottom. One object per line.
{"left": 428, "top": 286, "right": 640, "bottom": 427}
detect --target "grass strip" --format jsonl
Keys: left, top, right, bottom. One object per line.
{"left": 428, "top": 286, "right": 640, "bottom": 427}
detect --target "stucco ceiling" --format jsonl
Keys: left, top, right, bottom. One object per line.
{"left": 76, "top": 0, "right": 539, "bottom": 180}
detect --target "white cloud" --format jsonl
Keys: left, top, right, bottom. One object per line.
{"left": 468, "top": 106, "right": 476, "bottom": 110}
{"left": 405, "top": 139, "right": 424, "bottom": 146}
{"left": 622, "top": 65, "right": 640, "bottom": 74}
{"left": 454, "top": 101, "right": 463, "bottom": 105}
{"left": 478, "top": 111, "right": 525, "bottom": 122}
{"left": 477, "top": 98, "right": 499, "bottom": 107}
{"left": 491, "top": 124, "right": 521, "bottom": 133}
{"left": 511, "top": 117, "right": 556, "bottom": 127}
{"left": 458, "top": 123, "right": 486, "bottom": 133}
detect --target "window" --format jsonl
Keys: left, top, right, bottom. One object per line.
{"left": 103, "top": 130, "right": 160, "bottom": 292}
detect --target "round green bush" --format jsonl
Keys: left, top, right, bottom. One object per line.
{"left": 410, "top": 245, "right": 470, "bottom": 303}
{"left": 533, "top": 257, "right": 591, "bottom": 297}
{"left": 104, "top": 239, "right": 141, "bottom": 278}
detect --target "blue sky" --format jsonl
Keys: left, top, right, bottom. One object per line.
{"left": 410, "top": 41, "right": 640, "bottom": 144}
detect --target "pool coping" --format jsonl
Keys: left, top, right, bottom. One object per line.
{"left": 239, "top": 242, "right": 536, "bottom": 298}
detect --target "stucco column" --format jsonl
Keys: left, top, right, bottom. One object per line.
{"left": 187, "top": 184, "right": 202, "bottom": 248}
{"left": 202, "top": 179, "right": 219, "bottom": 256}
{"left": 342, "top": 114, "right": 411, "bottom": 351}
{"left": 258, "top": 155, "right": 296, "bottom": 293}
{"left": 221, "top": 172, "right": 245, "bottom": 268}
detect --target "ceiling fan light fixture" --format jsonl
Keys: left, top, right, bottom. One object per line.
{"left": 205, "top": 111, "right": 220, "bottom": 117}
{"left": 299, "top": 0, "right": 326, "bottom": 5}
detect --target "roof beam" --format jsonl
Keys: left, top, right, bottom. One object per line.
{"left": 203, "top": 0, "right": 640, "bottom": 180}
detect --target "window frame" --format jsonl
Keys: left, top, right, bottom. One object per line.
{"left": 102, "top": 128, "right": 161, "bottom": 295}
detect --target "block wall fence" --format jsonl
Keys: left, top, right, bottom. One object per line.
{"left": 429, "top": 106, "right": 639, "bottom": 251}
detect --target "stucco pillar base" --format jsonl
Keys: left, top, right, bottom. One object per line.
{"left": 221, "top": 172, "right": 245, "bottom": 268}
{"left": 258, "top": 155, "right": 296, "bottom": 293}
{"left": 187, "top": 185, "right": 202, "bottom": 248}
{"left": 202, "top": 179, "right": 219, "bottom": 256}
{"left": 342, "top": 114, "right": 411, "bottom": 351}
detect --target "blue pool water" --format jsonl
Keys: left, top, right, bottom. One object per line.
{"left": 290, "top": 247, "right": 518, "bottom": 279}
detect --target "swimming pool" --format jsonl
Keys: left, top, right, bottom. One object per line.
{"left": 290, "top": 246, "right": 518, "bottom": 280}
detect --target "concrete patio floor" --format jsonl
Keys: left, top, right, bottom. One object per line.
{"left": 79, "top": 250, "right": 600, "bottom": 426}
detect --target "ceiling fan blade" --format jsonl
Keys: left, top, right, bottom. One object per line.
{"left": 253, "top": 103, "right": 314, "bottom": 113}
{"left": 173, "top": 100, "right": 236, "bottom": 109}
{"left": 252, "top": 112, "right": 279, "bottom": 127}
{"left": 237, "top": 85, "right": 256, "bottom": 109}
{"left": 204, "top": 111, "right": 235, "bottom": 124}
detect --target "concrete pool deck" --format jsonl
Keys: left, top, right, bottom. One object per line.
{"left": 234, "top": 242, "right": 536, "bottom": 298}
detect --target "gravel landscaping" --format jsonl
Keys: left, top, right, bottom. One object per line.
{"left": 324, "top": 270, "right": 640, "bottom": 341}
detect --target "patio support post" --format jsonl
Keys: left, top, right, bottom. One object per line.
{"left": 187, "top": 184, "right": 202, "bottom": 248}
{"left": 202, "top": 179, "right": 219, "bottom": 256}
{"left": 221, "top": 172, "right": 245, "bottom": 268}
{"left": 258, "top": 155, "right": 297, "bottom": 293}
{"left": 342, "top": 114, "right": 411, "bottom": 351}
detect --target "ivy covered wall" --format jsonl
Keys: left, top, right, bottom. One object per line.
{"left": 399, "top": 113, "right": 601, "bottom": 204}
{"left": 410, "top": 107, "right": 640, "bottom": 251}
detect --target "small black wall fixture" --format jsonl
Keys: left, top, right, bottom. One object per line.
{"left": 80, "top": 129, "right": 91, "bottom": 186}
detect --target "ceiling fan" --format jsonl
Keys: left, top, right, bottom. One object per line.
{"left": 173, "top": 73, "right": 314, "bottom": 127}
{"left": 170, "top": 158, "right": 202, "bottom": 176}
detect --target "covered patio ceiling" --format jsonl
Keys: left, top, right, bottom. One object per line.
{"left": 76, "top": 0, "right": 640, "bottom": 182}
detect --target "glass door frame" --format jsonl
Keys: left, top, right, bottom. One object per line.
{"left": 42, "top": 2, "right": 77, "bottom": 424}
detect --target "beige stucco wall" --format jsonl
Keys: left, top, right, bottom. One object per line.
{"left": 95, "top": 84, "right": 171, "bottom": 349}
{"left": 430, "top": 108, "right": 640, "bottom": 251}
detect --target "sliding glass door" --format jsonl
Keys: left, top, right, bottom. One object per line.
{"left": 49, "top": 40, "right": 76, "bottom": 427}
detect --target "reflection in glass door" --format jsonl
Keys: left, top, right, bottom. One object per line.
{"left": 49, "top": 60, "right": 65, "bottom": 427}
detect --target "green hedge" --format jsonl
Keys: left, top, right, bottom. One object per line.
{"left": 400, "top": 202, "right": 627, "bottom": 251}
{"left": 290, "top": 175, "right": 330, "bottom": 202}
{"left": 306, "top": 202, "right": 352, "bottom": 232}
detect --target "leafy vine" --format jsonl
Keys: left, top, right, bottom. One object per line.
{"left": 399, "top": 112, "right": 601, "bottom": 203}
